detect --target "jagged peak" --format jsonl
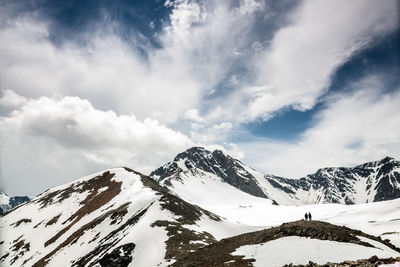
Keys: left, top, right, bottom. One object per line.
{"left": 150, "top": 146, "right": 248, "bottom": 182}
{"left": 310, "top": 157, "right": 398, "bottom": 174}
{"left": 212, "top": 149, "right": 231, "bottom": 158}
{"left": 173, "top": 146, "right": 212, "bottom": 161}
{"left": 380, "top": 156, "right": 395, "bottom": 164}
{"left": 354, "top": 156, "right": 398, "bottom": 169}
{"left": 171, "top": 146, "right": 236, "bottom": 166}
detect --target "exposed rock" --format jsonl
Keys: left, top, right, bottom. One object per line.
{"left": 172, "top": 220, "right": 400, "bottom": 267}
{"left": 151, "top": 147, "right": 400, "bottom": 205}
{"left": 98, "top": 243, "right": 136, "bottom": 267}
{"left": 151, "top": 147, "right": 268, "bottom": 199}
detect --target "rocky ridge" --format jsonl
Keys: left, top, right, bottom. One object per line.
{"left": 151, "top": 147, "right": 400, "bottom": 205}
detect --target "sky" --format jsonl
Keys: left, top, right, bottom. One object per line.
{"left": 0, "top": 0, "right": 399, "bottom": 196}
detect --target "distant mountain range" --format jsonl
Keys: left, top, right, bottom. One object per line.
{"left": 0, "top": 192, "right": 30, "bottom": 214}
{"left": 151, "top": 147, "right": 400, "bottom": 205}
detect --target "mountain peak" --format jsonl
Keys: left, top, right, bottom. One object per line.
{"left": 152, "top": 146, "right": 240, "bottom": 182}
{"left": 354, "top": 156, "right": 398, "bottom": 170}
{"left": 183, "top": 146, "right": 209, "bottom": 154}
{"left": 380, "top": 156, "right": 395, "bottom": 164}
{"left": 173, "top": 146, "right": 212, "bottom": 162}
{"left": 151, "top": 147, "right": 223, "bottom": 181}
{"left": 151, "top": 146, "right": 269, "bottom": 199}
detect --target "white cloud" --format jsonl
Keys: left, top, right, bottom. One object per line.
{"left": 1, "top": 92, "right": 194, "bottom": 161}
{"left": 0, "top": 0, "right": 268, "bottom": 125}
{"left": 183, "top": 108, "right": 204, "bottom": 123}
{"left": 190, "top": 121, "right": 233, "bottom": 144}
{"left": 165, "top": 0, "right": 208, "bottom": 39}
{"left": 187, "top": 0, "right": 399, "bottom": 127}
{"left": 238, "top": 0, "right": 264, "bottom": 16}
{"left": 0, "top": 89, "right": 28, "bottom": 108}
{"left": 240, "top": 77, "right": 400, "bottom": 178}
{"left": 0, "top": 91, "right": 194, "bottom": 194}
{"left": 243, "top": 0, "right": 399, "bottom": 121}
{"left": 1, "top": 0, "right": 397, "bottom": 126}
{"left": 0, "top": 15, "right": 204, "bottom": 123}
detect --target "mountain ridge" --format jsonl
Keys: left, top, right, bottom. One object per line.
{"left": 151, "top": 147, "right": 400, "bottom": 205}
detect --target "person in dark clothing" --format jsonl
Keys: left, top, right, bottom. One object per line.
{"left": 308, "top": 212, "right": 312, "bottom": 221}
{"left": 304, "top": 213, "right": 308, "bottom": 220}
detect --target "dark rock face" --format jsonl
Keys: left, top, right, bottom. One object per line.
{"left": 374, "top": 171, "right": 400, "bottom": 202}
{"left": 0, "top": 194, "right": 30, "bottom": 215}
{"left": 151, "top": 147, "right": 268, "bottom": 199}
{"left": 9, "top": 196, "right": 30, "bottom": 208}
{"left": 98, "top": 243, "right": 136, "bottom": 267}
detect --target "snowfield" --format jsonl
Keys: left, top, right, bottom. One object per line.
{"left": 232, "top": 236, "right": 400, "bottom": 267}
{"left": 163, "top": 167, "right": 400, "bottom": 248}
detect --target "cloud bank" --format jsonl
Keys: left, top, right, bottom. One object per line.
{"left": 0, "top": 91, "right": 195, "bottom": 193}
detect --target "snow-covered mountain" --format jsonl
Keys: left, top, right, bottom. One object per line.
{"left": 151, "top": 147, "right": 400, "bottom": 205}
{"left": 0, "top": 168, "right": 250, "bottom": 267}
{"left": 1, "top": 162, "right": 400, "bottom": 266}
{"left": 0, "top": 192, "right": 30, "bottom": 214}
{"left": 151, "top": 147, "right": 270, "bottom": 199}
{"left": 265, "top": 156, "right": 400, "bottom": 205}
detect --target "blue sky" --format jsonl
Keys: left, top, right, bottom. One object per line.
{"left": 247, "top": 31, "right": 399, "bottom": 141}
{"left": 0, "top": 0, "right": 399, "bottom": 195}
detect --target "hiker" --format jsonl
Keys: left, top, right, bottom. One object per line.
{"left": 308, "top": 212, "right": 312, "bottom": 221}
{"left": 304, "top": 213, "right": 308, "bottom": 221}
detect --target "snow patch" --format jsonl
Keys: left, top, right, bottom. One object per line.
{"left": 232, "top": 236, "right": 400, "bottom": 267}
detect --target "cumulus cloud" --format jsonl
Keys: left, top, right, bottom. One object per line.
{"left": 0, "top": 91, "right": 194, "bottom": 162}
{"left": 0, "top": 16, "right": 204, "bottom": 122}
{"left": 240, "top": 76, "right": 400, "bottom": 177}
{"left": 0, "top": 89, "right": 28, "bottom": 108}
{"left": 0, "top": 0, "right": 265, "bottom": 125}
{"left": 0, "top": 91, "right": 193, "bottom": 194}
